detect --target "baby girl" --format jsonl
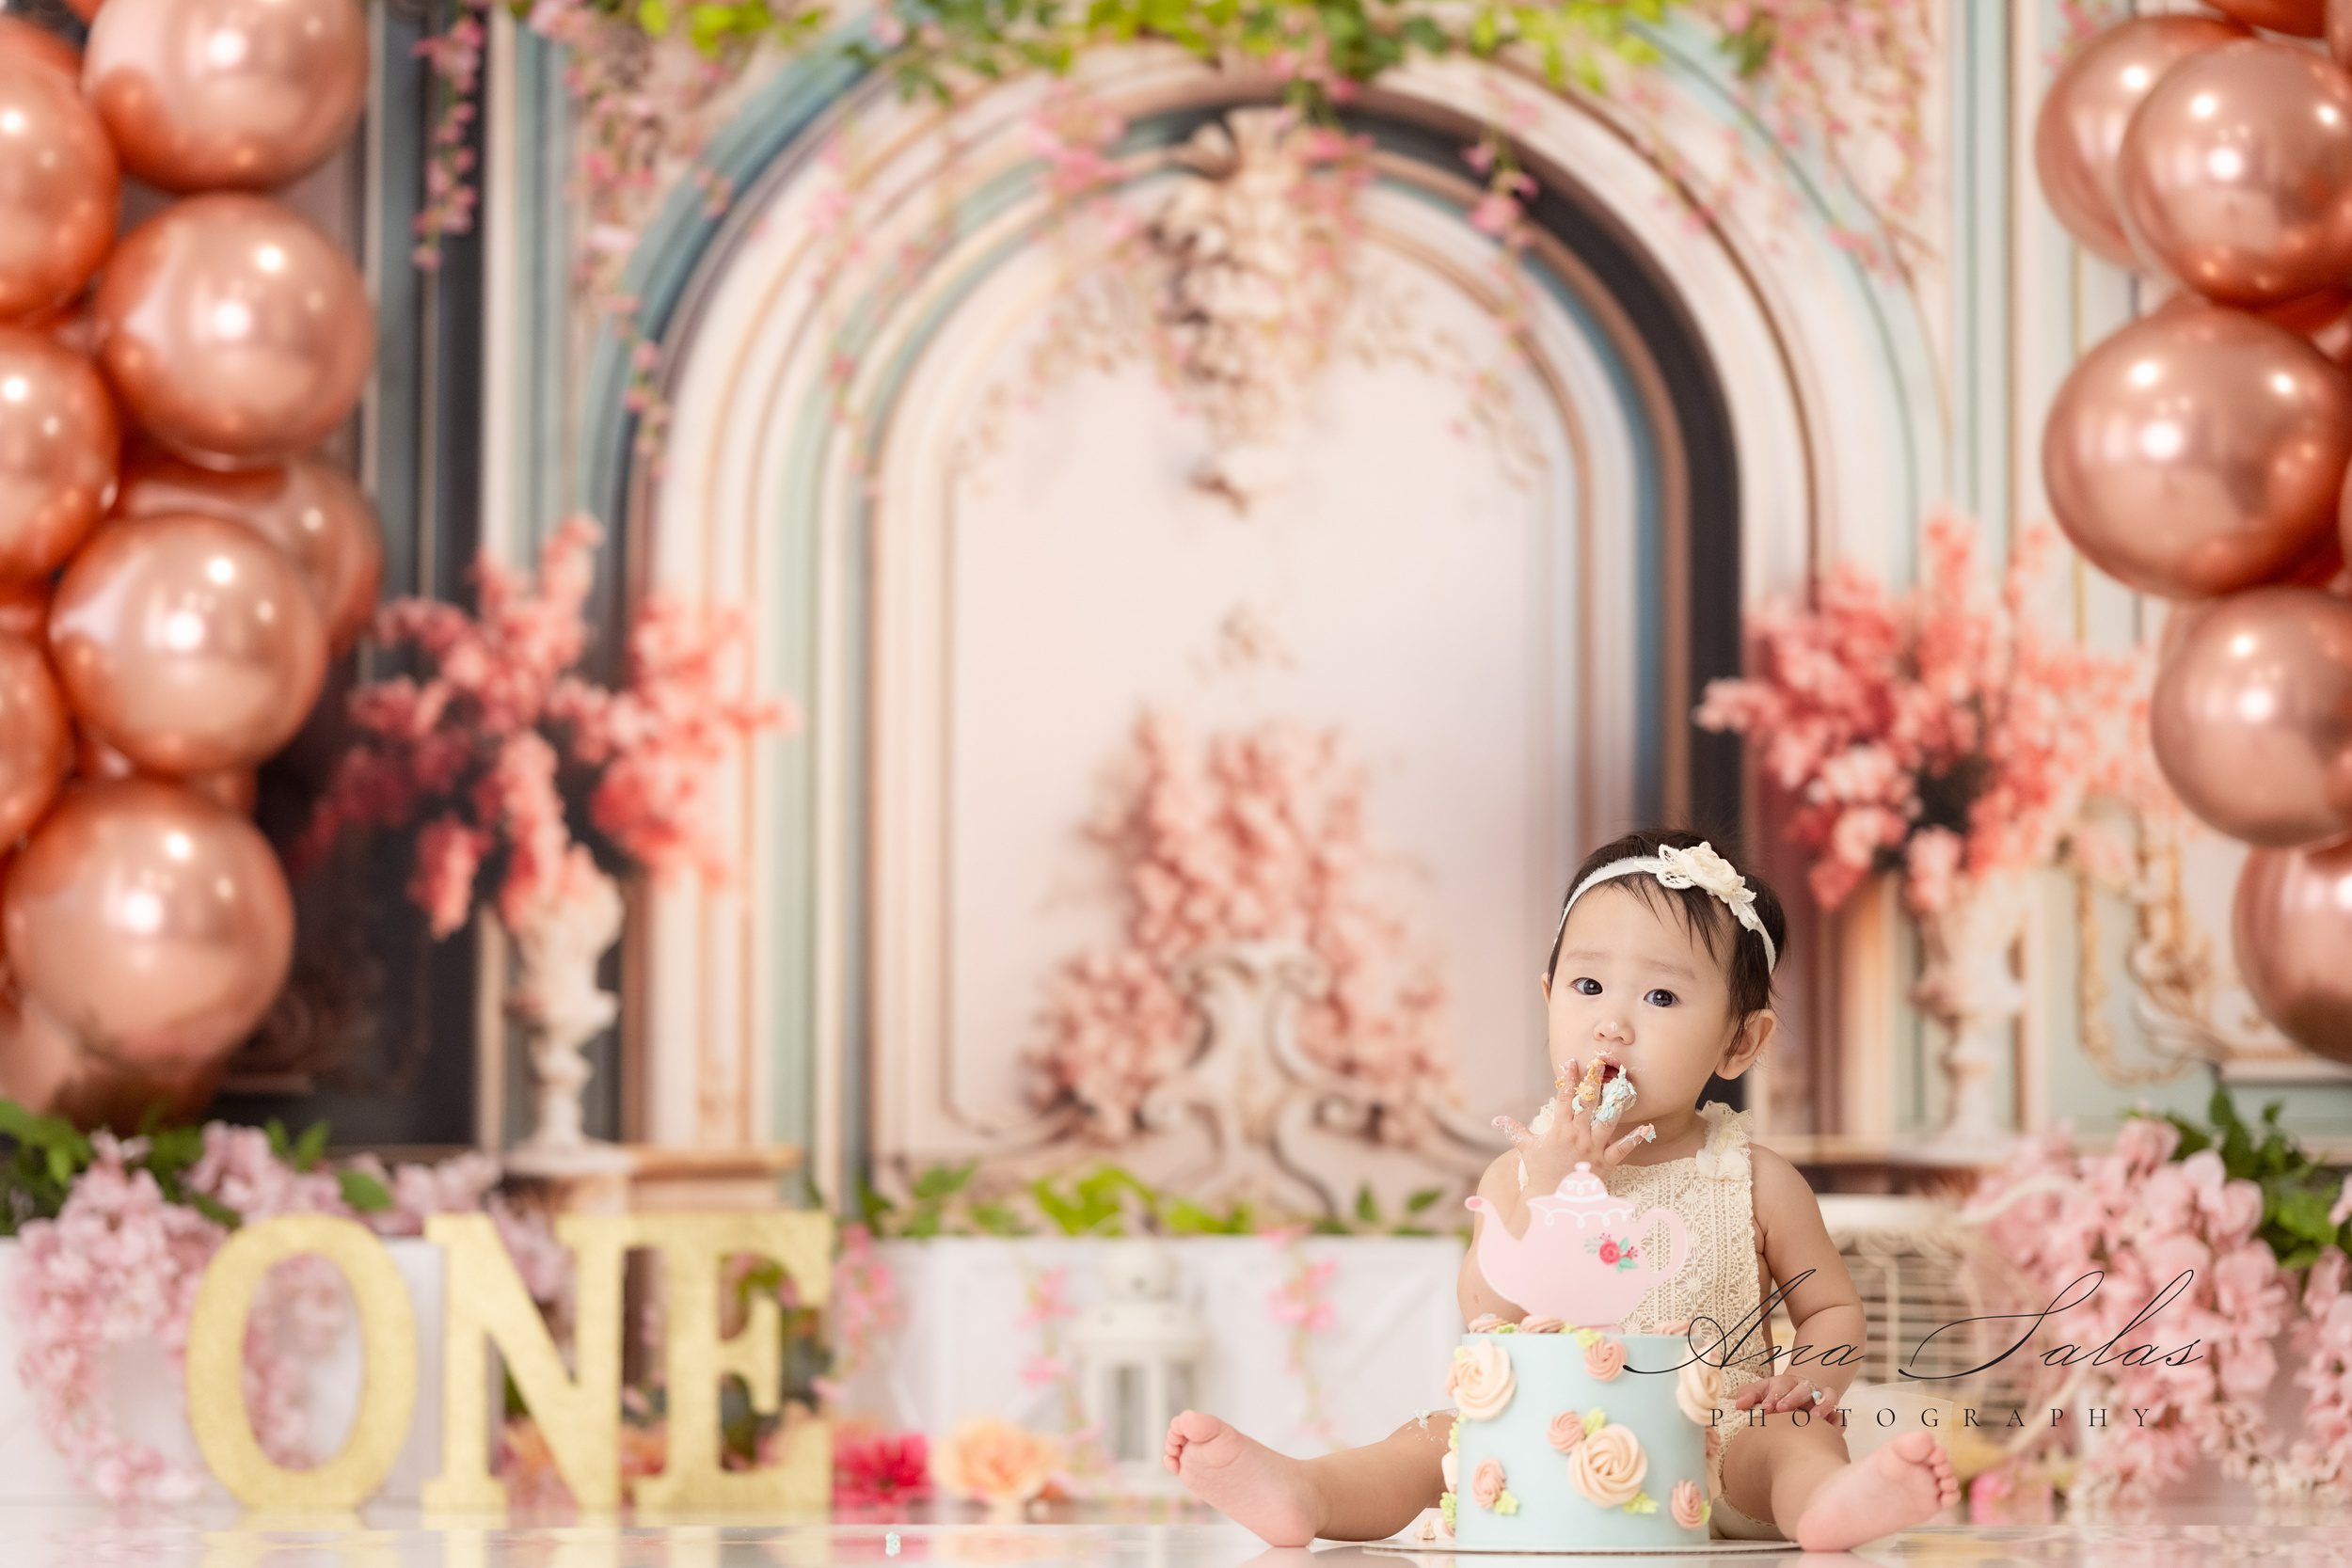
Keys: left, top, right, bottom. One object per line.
{"left": 1164, "top": 828, "right": 1959, "bottom": 1551}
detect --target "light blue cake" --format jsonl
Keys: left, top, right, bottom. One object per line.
{"left": 1443, "top": 1329, "right": 1714, "bottom": 1549}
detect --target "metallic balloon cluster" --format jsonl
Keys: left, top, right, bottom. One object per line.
{"left": 0, "top": 0, "right": 376, "bottom": 1127}
{"left": 2036, "top": 1, "right": 2352, "bottom": 1056}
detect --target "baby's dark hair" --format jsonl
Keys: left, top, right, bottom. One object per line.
{"left": 1543, "top": 827, "right": 1787, "bottom": 1028}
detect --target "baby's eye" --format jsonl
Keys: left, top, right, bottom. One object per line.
{"left": 1571, "top": 976, "right": 1601, "bottom": 996}
{"left": 1645, "top": 989, "right": 1678, "bottom": 1007}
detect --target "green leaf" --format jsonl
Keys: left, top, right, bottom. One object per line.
{"left": 2278, "top": 1187, "right": 2339, "bottom": 1245}
{"left": 265, "top": 1118, "right": 293, "bottom": 1162}
{"left": 338, "top": 1168, "right": 392, "bottom": 1212}
{"left": 0, "top": 1098, "right": 37, "bottom": 1140}
{"left": 44, "top": 1143, "right": 71, "bottom": 1186}
{"left": 192, "top": 1193, "right": 240, "bottom": 1229}
{"left": 638, "top": 0, "right": 675, "bottom": 33}
{"left": 1355, "top": 1184, "right": 1379, "bottom": 1226}
{"left": 1406, "top": 1187, "right": 1442, "bottom": 1213}
{"left": 294, "top": 1121, "right": 330, "bottom": 1172}
{"left": 911, "top": 1162, "right": 968, "bottom": 1200}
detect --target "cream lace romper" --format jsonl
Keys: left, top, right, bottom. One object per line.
{"left": 1514, "top": 1101, "right": 1785, "bottom": 1541}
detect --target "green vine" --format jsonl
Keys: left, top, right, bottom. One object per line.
{"left": 854, "top": 1157, "right": 1462, "bottom": 1241}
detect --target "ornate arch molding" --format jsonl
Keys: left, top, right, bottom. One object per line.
{"left": 500, "top": 30, "right": 1941, "bottom": 1197}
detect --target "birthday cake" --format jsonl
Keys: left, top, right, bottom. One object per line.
{"left": 1438, "top": 1325, "right": 1717, "bottom": 1549}
{"left": 1430, "top": 1150, "right": 1721, "bottom": 1549}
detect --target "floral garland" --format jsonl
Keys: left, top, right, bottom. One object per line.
{"left": 1966, "top": 1092, "right": 2352, "bottom": 1508}
{"left": 1266, "top": 1232, "right": 1340, "bottom": 1451}
{"left": 5, "top": 1109, "right": 564, "bottom": 1503}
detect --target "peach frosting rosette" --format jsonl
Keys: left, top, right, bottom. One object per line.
{"left": 935, "top": 1417, "right": 1061, "bottom": 1508}
{"left": 1441, "top": 1449, "right": 1458, "bottom": 1490}
{"left": 1471, "top": 1458, "right": 1507, "bottom": 1510}
{"left": 1567, "top": 1422, "right": 1648, "bottom": 1509}
{"left": 1546, "top": 1411, "right": 1586, "bottom": 1454}
{"left": 1676, "top": 1361, "right": 1724, "bottom": 1426}
{"left": 1448, "top": 1343, "right": 1516, "bottom": 1420}
{"left": 1670, "top": 1479, "right": 1709, "bottom": 1529}
{"left": 1583, "top": 1336, "right": 1627, "bottom": 1381}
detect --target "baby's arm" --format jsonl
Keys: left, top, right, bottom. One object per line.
{"left": 1455, "top": 1152, "right": 1524, "bottom": 1323}
{"left": 1738, "top": 1145, "right": 1867, "bottom": 1413}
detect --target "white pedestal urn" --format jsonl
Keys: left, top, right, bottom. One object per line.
{"left": 1911, "top": 870, "right": 2033, "bottom": 1149}
{"left": 501, "top": 861, "right": 632, "bottom": 1179}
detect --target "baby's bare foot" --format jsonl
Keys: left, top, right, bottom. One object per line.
{"left": 1165, "top": 1409, "right": 1326, "bottom": 1547}
{"left": 1790, "top": 1431, "right": 1959, "bottom": 1552}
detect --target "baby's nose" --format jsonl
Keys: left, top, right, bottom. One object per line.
{"left": 1593, "top": 1015, "right": 1630, "bottom": 1044}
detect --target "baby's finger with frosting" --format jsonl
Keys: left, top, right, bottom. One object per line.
{"left": 1599, "top": 1124, "right": 1657, "bottom": 1166}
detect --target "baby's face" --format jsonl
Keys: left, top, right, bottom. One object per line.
{"left": 1542, "top": 882, "right": 1744, "bottom": 1115}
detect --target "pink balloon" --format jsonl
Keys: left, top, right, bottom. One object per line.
{"left": 2035, "top": 16, "right": 2248, "bottom": 268}
{"left": 2234, "top": 836, "right": 2352, "bottom": 1059}
{"left": 2044, "top": 303, "right": 2352, "bottom": 597}
{"left": 2153, "top": 586, "right": 2352, "bottom": 846}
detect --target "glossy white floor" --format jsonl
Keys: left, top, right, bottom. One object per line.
{"left": 6, "top": 1508, "right": 2352, "bottom": 1566}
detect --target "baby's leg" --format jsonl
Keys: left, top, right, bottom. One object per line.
{"left": 1719, "top": 1411, "right": 1958, "bottom": 1552}
{"left": 1167, "top": 1409, "right": 1451, "bottom": 1545}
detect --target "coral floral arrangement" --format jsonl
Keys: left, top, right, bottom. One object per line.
{"left": 1696, "top": 513, "right": 2163, "bottom": 915}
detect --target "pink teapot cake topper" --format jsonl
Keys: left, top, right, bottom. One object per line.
{"left": 1465, "top": 1162, "right": 1690, "bottom": 1326}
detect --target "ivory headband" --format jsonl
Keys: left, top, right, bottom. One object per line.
{"left": 1549, "top": 840, "right": 1778, "bottom": 974}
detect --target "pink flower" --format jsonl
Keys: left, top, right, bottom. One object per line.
{"left": 1470, "top": 1458, "right": 1506, "bottom": 1510}
{"left": 1597, "top": 1240, "right": 1621, "bottom": 1266}
{"left": 1467, "top": 1314, "right": 1504, "bottom": 1333}
{"left": 1567, "top": 1424, "right": 1647, "bottom": 1509}
{"left": 1547, "top": 1412, "right": 1586, "bottom": 1453}
{"left": 1584, "top": 1337, "right": 1627, "bottom": 1381}
{"left": 1670, "top": 1478, "right": 1708, "bottom": 1529}
{"left": 1518, "top": 1316, "right": 1564, "bottom": 1334}
{"left": 834, "top": 1430, "right": 930, "bottom": 1511}
{"left": 934, "top": 1418, "right": 1060, "bottom": 1507}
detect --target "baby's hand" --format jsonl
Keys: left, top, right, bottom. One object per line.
{"left": 1733, "top": 1373, "right": 1836, "bottom": 1418}
{"left": 1498, "top": 1059, "right": 1654, "bottom": 1194}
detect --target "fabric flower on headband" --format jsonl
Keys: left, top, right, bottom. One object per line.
{"left": 1653, "top": 843, "right": 1754, "bottom": 911}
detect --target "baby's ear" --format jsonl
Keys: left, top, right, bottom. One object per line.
{"left": 1715, "top": 1009, "right": 1776, "bottom": 1080}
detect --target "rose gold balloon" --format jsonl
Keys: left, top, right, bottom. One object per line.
{"left": 2153, "top": 586, "right": 2352, "bottom": 845}
{"left": 2209, "top": 0, "right": 2326, "bottom": 33}
{"left": 2255, "top": 285, "right": 2352, "bottom": 364}
{"left": 0, "top": 327, "right": 119, "bottom": 583}
{"left": 74, "top": 728, "right": 254, "bottom": 814}
{"left": 47, "top": 513, "right": 326, "bottom": 774}
{"left": 2044, "top": 304, "right": 2352, "bottom": 596}
{"left": 2333, "top": 0, "right": 2352, "bottom": 67}
{"left": 85, "top": 0, "right": 369, "bottom": 194}
{"left": 1, "top": 778, "right": 291, "bottom": 1068}
{"left": 2116, "top": 40, "right": 2352, "bottom": 306}
{"left": 2035, "top": 16, "right": 2248, "bottom": 268}
{"left": 0, "top": 578, "right": 42, "bottom": 639}
{"left": 2233, "top": 836, "right": 2352, "bottom": 1059}
{"left": 0, "top": 18, "right": 79, "bottom": 85}
{"left": 0, "top": 634, "right": 66, "bottom": 844}
{"left": 91, "top": 195, "right": 373, "bottom": 469}
{"left": 0, "top": 989, "right": 222, "bottom": 1131}
{"left": 116, "top": 451, "right": 382, "bottom": 650}
{"left": 0, "top": 60, "right": 116, "bottom": 325}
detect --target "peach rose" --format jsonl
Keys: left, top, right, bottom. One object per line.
{"left": 1567, "top": 1423, "right": 1648, "bottom": 1510}
{"left": 1442, "top": 1449, "right": 1458, "bottom": 1490}
{"left": 1584, "top": 1337, "right": 1627, "bottom": 1381}
{"left": 935, "top": 1417, "right": 1061, "bottom": 1507}
{"left": 1677, "top": 1361, "right": 1724, "bottom": 1426}
{"left": 1518, "top": 1315, "right": 1565, "bottom": 1334}
{"left": 1467, "top": 1313, "right": 1504, "bottom": 1333}
{"left": 1471, "top": 1458, "right": 1506, "bottom": 1510}
{"left": 1671, "top": 1479, "right": 1708, "bottom": 1530}
{"left": 1547, "top": 1411, "right": 1586, "bottom": 1454}
{"left": 1449, "top": 1343, "right": 1516, "bottom": 1420}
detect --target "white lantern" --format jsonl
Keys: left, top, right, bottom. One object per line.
{"left": 1069, "top": 1240, "right": 1209, "bottom": 1492}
